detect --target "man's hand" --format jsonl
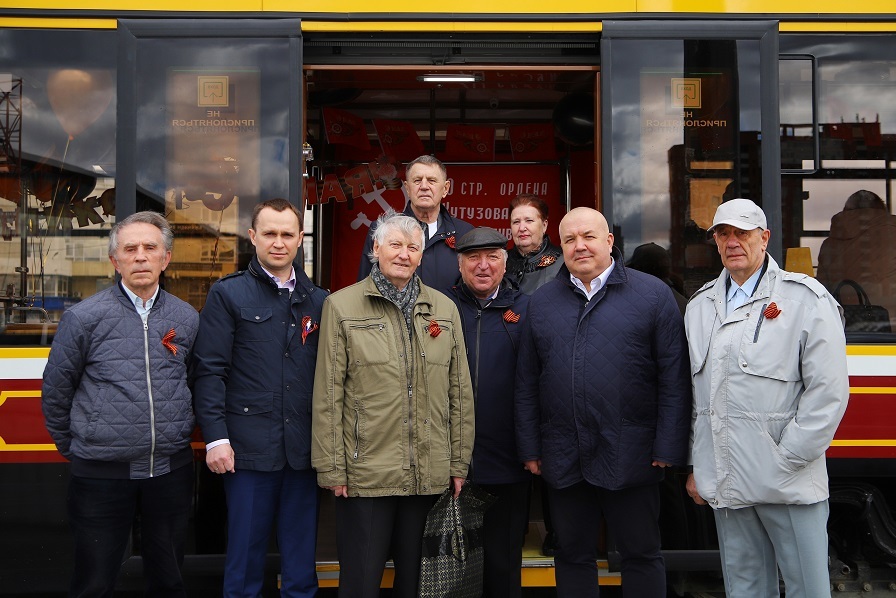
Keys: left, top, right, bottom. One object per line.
{"left": 686, "top": 473, "right": 707, "bottom": 505}
{"left": 652, "top": 460, "right": 672, "bottom": 468}
{"left": 451, "top": 476, "right": 465, "bottom": 498}
{"left": 206, "top": 443, "right": 235, "bottom": 474}
{"left": 328, "top": 485, "right": 348, "bottom": 497}
{"left": 524, "top": 459, "right": 542, "bottom": 476}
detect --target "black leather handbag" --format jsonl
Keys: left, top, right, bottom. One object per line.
{"left": 833, "top": 279, "right": 892, "bottom": 333}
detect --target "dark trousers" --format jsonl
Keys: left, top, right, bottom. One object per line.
{"left": 222, "top": 467, "right": 319, "bottom": 598}
{"left": 548, "top": 480, "right": 665, "bottom": 598}
{"left": 67, "top": 464, "right": 192, "bottom": 598}
{"left": 479, "top": 481, "right": 531, "bottom": 598}
{"left": 334, "top": 494, "right": 438, "bottom": 598}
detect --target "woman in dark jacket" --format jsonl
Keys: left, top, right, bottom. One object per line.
{"left": 506, "top": 194, "right": 563, "bottom": 295}
{"left": 505, "top": 194, "right": 563, "bottom": 554}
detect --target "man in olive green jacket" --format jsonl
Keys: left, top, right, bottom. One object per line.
{"left": 312, "top": 211, "right": 474, "bottom": 598}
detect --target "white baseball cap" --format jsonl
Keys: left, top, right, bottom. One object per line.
{"left": 710, "top": 198, "right": 767, "bottom": 232}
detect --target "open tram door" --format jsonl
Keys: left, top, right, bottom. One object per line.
{"left": 300, "top": 36, "right": 601, "bottom": 292}
{"left": 599, "top": 20, "right": 782, "bottom": 590}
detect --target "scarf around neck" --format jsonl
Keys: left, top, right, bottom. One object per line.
{"left": 371, "top": 263, "right": 420, "bottom": 336}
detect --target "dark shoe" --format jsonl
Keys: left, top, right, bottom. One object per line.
{"left": 541, "top": 532, "right": 557, "bottom": 556}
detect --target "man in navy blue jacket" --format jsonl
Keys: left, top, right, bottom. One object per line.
{"left": 449, "top": 227, "right": 531, "bottom": 597}
{"left": 515, "top": 207, "right": 690, "bottom": 597}
{"left": 193, "top": 198, "right": 327, "bottom": 597}
{"left": 357, "top": 155, "right": 473, "bottom": 294}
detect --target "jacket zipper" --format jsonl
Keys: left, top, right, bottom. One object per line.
{"left": 143, "top": 316, "right": 156, "bottom": 477}
{"left": 402, "top": 322, "right": 414, "bottom": 470}
{"left": 353, "top": 409, "right": 360, "bottom": 460}
{"left": 474, "top": 308, "right": 482, "bottom": 399}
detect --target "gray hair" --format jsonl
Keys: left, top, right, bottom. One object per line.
{"left": 405, "top": 154, "right": 447, "bottom": 180}
{"left": 457, "top": 248, "right": 508, "bottom": 266}
{"left": 367, "top": 210, "right": 425, "bottom": 264}
{"left": 108, "top": 211, "right": 174, "bottom": 257}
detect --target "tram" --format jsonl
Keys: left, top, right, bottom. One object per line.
{"left": 1, "top": 0, "right": 896, "bottom": 594}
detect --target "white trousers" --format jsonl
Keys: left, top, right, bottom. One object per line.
{"left": 714, "top": 500, "right": 830, "bottom": 598}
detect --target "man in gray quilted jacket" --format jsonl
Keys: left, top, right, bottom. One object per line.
{"left": 42, "top": 211, "right": 199, "bottom": 598}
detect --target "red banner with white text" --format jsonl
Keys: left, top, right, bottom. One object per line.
{"left": 310, "top": 163, "right": 564, "bottom": 291}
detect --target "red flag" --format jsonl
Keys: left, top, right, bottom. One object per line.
{"left": 322, "top": 107, "right": 371, "bottom": 150}
{"left": 442, "top": 124, "right": 495, "bottom": 162}
{"left": 373, "top": 119, "right": 425, "bottom": 161}
{"left": 509, "top": 122, "right": 558, "bottom": 161}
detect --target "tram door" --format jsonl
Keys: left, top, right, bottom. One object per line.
{"left": 117, "top": 19, "right": 305, "bottom": 310}
{"left": 600, "top": 21, "right": 781, "bottom": 296}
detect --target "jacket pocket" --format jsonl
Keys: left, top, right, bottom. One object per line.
{"left": 420, "top": 319, "right": 454, "bottom": 367}
{"left": 347, "top": 321, "right": 392, "bottom": 365}
{"left": 235, "top": 307, "right": 274, "bottom": 343}
{"left": 737, "top": 326, "right": 801, "bottom": 382}
{"left": 726, "top": 414, "right": 809, "bottom": 504}
{"left": 238, "top": 308, "right": 273, "bottom": 343}
{"left": 737, "top": 310, "right": 802, "bottom": 382}
{"left": 688, "top": 331, "right": 710, "bottom": 377}
{"left": 225, "top": 390, "right": 274, "bottom": 456}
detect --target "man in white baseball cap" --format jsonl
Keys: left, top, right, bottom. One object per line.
{"left": 684, "top": 198, "right": 849, "bottom": 598}
{"left": 709, "top": 197, "right": 768, "bottom": 233}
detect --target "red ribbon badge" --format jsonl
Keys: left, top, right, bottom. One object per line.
{"left": 162, "top": 329, "right": 178, "bottom": 356}
{"left": 428, "top": 320, "right": 442, "bottom": 337}
{"left": 764, "top": 302, "right": 781, "bottom": 319}
{"left": 536, "top": 255, "right": 556, "bottom": 268}
{"left": 445, "top": 235, "right": 456, "bottom": 249}
{"left": 301, "top": 316, "right": 319, "bottom": 345}
{"left": 503, "top": 309, "right": 521, "bottom": 323}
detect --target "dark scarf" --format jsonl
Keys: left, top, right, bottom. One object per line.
{"left": 371, "top": 263, "right": 420, "bottom": 336}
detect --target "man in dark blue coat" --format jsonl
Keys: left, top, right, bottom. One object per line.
{"left": 449, "top": 227, "right": 531, "bottom": 598}
{"left": 193, "top": 198, "right": 327, "bottom": 597}
{"left": 515, "top": 207, "right": 690, "bottom": 598}
{"left": 357, "top": 155, "right": 473, "bottom": 294}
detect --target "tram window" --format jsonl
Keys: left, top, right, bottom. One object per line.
{"left": 779, "top": 35, "right": 896, "bottom": 166}
{"left": 780, "top": 57, "right": 815, "bottom": 171}
{"left": 605, "top": 37, "right": 765, "bottom": 297}
{"left": 129, "top": 34, "right": 297, "bottom": 312}
{"left": 779, "top": 35, "right": 896, "bottom": 336}
{"left": 0, "top": 29, "right": 117, "bottom": 345}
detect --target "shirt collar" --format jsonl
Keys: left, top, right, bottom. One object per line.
{"left": 260, "top": 264, "right": 296, "bottom": 291}
{"left": 120, "top": 282, "right": 160, "bottom": 311}
{"left": 726, "top": 264, "right": 763, "bottom": 302}
{"left": 570, "top": 257, "right": 615, "bottom": 299}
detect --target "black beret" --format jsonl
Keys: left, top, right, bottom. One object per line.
{"left": 455, "top": 227, "right": 509, "bottom": 253}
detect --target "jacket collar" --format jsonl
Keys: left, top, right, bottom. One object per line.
{"left": 708, "top": 255, "right": 779, "bottom": 322}
{"left": 247, "top": 255, "right": 317, "bottom": 297}
{"left": 555, "top": 245, "right": 628, "bottom": 291}
{"left": 510, "top": 236, "right": 562, "bottom": 263}
{"left": 402, "top": 202, "right": 460, "bottom": 249}
{"left": 361, "top": 273, "right": 436, "bottom": 313}
{"left": 452, "top": 276, "right": 520, "bottom": 309}
{"left": 114, "top": 280, "right": 165, "bottom": 311}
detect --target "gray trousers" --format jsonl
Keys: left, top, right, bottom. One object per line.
{"left": 714, "top": 500, "right": 831, "bottom": 598}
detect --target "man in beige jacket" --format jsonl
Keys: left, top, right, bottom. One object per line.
{"left": 312, "top": 211, "right": 474, "bottom": 598}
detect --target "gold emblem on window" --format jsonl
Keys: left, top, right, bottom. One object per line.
{"left": 671, "top": 78, "right": 701, "bottom": 109}
{"left": 198, "top": 75, "right": 229, "bottom": 108}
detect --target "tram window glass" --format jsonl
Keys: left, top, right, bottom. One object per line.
{"left": 780, "top": 35, "right": 896, "bottom": 335}
{"left": 302, "top": 205, "right": 314, "bottom": 278}
{"left": 131, "top": 36, "right": 295, "bottom": 311}
{"left": 607, "top": 38, "right": 764, "bottom": 297}
{"left": 780, "top": 57, "right": 814, "bottom": 170}
{"left": 0, "top": 29, "right": 117, "bottom": 345}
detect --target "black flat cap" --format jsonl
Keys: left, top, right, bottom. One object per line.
{"left": 455, "top": 227, "right": 509, "bottom": 253}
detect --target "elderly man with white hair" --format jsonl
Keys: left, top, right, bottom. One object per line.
{"left": 312, "top": 210, "right": 474, "bottom": 598}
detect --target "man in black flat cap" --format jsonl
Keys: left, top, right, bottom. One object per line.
{"left": 449, "top": 227, "right": 532, "bottom": 597}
